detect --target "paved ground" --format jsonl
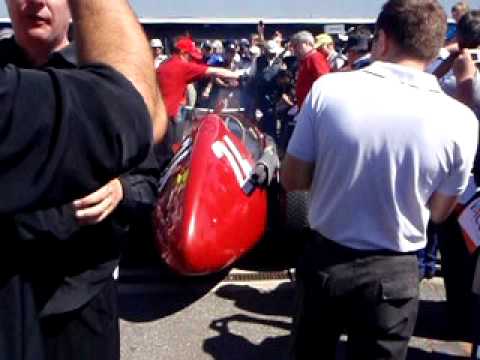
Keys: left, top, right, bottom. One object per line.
{"left": 118, "top": 267, "right": 472, "bottom": 360}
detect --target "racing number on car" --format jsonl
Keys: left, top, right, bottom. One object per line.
{"left": 212, "top": 135, "right": 252, "bottom": 188}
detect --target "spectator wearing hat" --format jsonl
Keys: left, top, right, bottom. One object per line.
{"left": 238, "top": 38, "right": 253, "bottom": 68}
{"left": 272, "top": 30, "right": 285, "bottom": 55}
{"left": 290, "top": 30, "right": 330, "bottom": 108}
{"left": 151, "top": 38, "right": 168, "bottom": 69}
{"left": 249, "top": 33, "right": 262, "bottom": 58}
{"left": 156, "top": 36, "right": 242, "bottom": 161}
{"left": 343, "top": 28, "right": 373, "bottom": 70}
{"left": 205, "top": 41, "right": 244, "bottom": 108}
{"left": 249, "top": 39, "right": 286, "bottom": 138}
{"left": 315, "top": 33, "right": 347, "bottom": 71}
{"left": 207, "top": 39, "right": 225, "bottom": 66}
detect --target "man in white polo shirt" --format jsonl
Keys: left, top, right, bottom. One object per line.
{"left": 281, "top": 0, "right": 479, "bottom": 359}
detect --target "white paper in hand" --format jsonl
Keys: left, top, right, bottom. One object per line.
{"left": 458, "top": 195, "right": 480, "bottom": 253}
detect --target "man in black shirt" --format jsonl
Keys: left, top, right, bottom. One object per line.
{"left": 0, "top": 0, "right": 165, "bottom": 213}
{"left": 0, "top": 0, "right": 166, "bottom": 359}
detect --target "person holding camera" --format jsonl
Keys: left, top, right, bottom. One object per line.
{"left": 432, "top": 10, "right": 480, "bottom": 357}
{"left": 435, "top": 11, "right": 480, "bottom": 113}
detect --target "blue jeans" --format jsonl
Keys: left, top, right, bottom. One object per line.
{"left": 417, "top": 222, "right": 438, "bottom": 279}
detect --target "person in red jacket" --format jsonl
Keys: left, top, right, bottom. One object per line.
{"left": 156, "top": 36, "right": 241, "bottom": 159}
{"left": 290, "top": 31, "right": 330, "bottom": 107}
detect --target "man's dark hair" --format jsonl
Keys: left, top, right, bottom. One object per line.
{"left": 375, "top": 0, "right": 447, "bottom": 61}
{"left": 457, "top": 10, "right": 480, "bottom": 49}
{"left": 346, "top": 27, "right": 373, "bottom": 54}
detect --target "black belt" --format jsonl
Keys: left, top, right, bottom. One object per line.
{"left": 311, "top": 231, "right": 417, "bottom": 261}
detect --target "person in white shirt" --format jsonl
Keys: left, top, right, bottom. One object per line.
{"left": 151, "top": 38, "right": 168, "bottom": 69}
{"left": 281, "top": 0, "right": 478, "bottom": 359}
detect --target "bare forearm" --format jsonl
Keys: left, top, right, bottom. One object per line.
{"left": 433, "top": 54, "right": 457, "bottom": 79}
{"left": 153, "top": 90, "right": 168, "bottom": 143}
{"left": 280, "top": 154, "right": 313, "bottom": 192}
{"left": 282, "top": 94, "right": 294, "bottom": 106}
{"left": 68, "top": 0, "right": 160, "bottom": 122}
{"left": 456, "top": 78, "right": 475, "bottom": 107}
{"left": 207, "top": 67, "right": 240, "bottom": 79}
{"left": 428, "top": 192, "right": 458, "bottom": 224}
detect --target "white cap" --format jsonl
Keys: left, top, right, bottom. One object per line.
{"left": 264, "top": 40, "right": 282, "bottom": 55}
{"left": 150, "top": 38, "right": 163, "bottom": 48}
{"left": 211, "top": 39, "right": 223, "bottom": 52}
{"left": 0, "top": 28, "right": 13, "bottom": 40}
{"left": 249, "top": 45, "right": 261, "bottom": 57}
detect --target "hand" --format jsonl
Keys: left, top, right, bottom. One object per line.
{"left": 73, "top": 178, "right": 124, "bottom": 225}
{"left": 229, "top": 79, "right": 239, "bottom": 88}
{"left": 287, "top": 105, "right": 299, "bottom": 116}
{"left": 257, "top": 21, "right": 265, "bottom": 35}
{"left": 453, "top": 49, "right": 477, "bottom": 83}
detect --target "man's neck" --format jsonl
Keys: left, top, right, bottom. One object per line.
{"left": 384, "top": 56, "right": 426, "bottom": 72}
{"left": 378, "top": 47, "right": 428, "bottom": 72}
{"left": 22, "top": 38, "right": 70, "bottom": 66}
{"left": 300, "top": 47, "right": 315, "bottom": 60}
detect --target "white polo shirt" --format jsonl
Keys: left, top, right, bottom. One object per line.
{"left": 287, "top": 61, "right": 479, "bottom": 252}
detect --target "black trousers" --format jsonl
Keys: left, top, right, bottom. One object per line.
{"left": 291, "top": 234, "right": 419, "bottom": 360}
{"left": 437, "top": 214, "right": 480, "bottom": 342}
{"left": 41, "top": 278, "right": 120, "bottom": 360}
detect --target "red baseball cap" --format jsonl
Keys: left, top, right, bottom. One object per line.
{"left": 175, "top": 37, "right": 203, "bottom": 60}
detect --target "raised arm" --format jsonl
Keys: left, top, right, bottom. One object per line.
{"left": 206, "top": 67, "right": 241, "bottom": 79}
{"left": 69, "top": 0, "right": 166, "bottom": 142}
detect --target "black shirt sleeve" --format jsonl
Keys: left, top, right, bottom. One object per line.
{"left": 118, "top": 149, "right": 160, "bottom": 222}
{"left": 0, "top": 63, "right": 152, "bottom": 214}
{"left": 11, "top": 149, "right": 160, "bottom": 244}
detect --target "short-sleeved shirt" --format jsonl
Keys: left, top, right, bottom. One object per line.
{"left": 156, "top": 55, "right": 208, "bottom": 118}
{"left": 0, "top": 39, "right": 152, "bottom": 214}
{"left": 288, "top": 61, "right": 479, "bottom": 252}
{"left": 296, "top": 50, "right": 330, "bottom": 107}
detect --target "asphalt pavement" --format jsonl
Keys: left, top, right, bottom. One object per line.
{"left": 117, "top": 266, "right": 472, "bottom": 360}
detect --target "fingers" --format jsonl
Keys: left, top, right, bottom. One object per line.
{"left": 453, "top": 49, "right": 477, "bottom": 82}
{"left": 72, "top": 179, "right": 124, "bottom": 226}
{"left": 73, "top": 182, "right": 112, "bottom": 209}
{"left": 74, "top": 195, "right": 113, "bottom": 225}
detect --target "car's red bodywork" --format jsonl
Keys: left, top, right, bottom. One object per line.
{"left": 154, "top": 114, "right": 268, "bottom": 275}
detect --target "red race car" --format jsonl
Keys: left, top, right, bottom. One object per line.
{"left": 153, "top": 107, "right": 308, "bottom": 275}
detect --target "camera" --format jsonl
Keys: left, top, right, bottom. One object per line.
{"left": 470, "top": 49, "right": 480, "bottom": 63}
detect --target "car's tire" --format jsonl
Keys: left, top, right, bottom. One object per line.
{"left": 285, "top": 191, "right": 310, "bottom": 231}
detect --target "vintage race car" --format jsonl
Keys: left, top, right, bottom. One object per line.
{"left": 153, "top": 107, "right": 308, "bottom": 276}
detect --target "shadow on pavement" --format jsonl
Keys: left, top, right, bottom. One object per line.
{"left": 214, "top": 282, "right": 295, "bottom": 317}
{"left": 201, "top": 314, "right": 347, "bottom": 360}
{"left": 118, "top": 266, "right": 227, "bottom": 323}
{"left": 203, "top": 314, "right": 291, "bottom": 360}
{"left": 203, "top": 314, "right": 468, "bottom": 360}
{"left": 214, "top": 283, "right": 471, "bottom": 359}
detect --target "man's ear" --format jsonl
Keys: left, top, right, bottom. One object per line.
{"left": 372, "top": 29, "right": 389, "bottom": 60}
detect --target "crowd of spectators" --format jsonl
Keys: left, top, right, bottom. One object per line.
{"left": 4, "top": 0, "right": 480, "bottom": 359}
{"left": 151, "top": 24, "right": 377, "bottom": 153}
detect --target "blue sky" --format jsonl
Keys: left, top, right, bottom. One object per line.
{"left": 0, "top": 1, "right": 474, "bottom": 19}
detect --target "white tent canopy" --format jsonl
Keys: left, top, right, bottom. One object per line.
{"left": 0, "top": 0, "right": 471, "bottom": 23}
